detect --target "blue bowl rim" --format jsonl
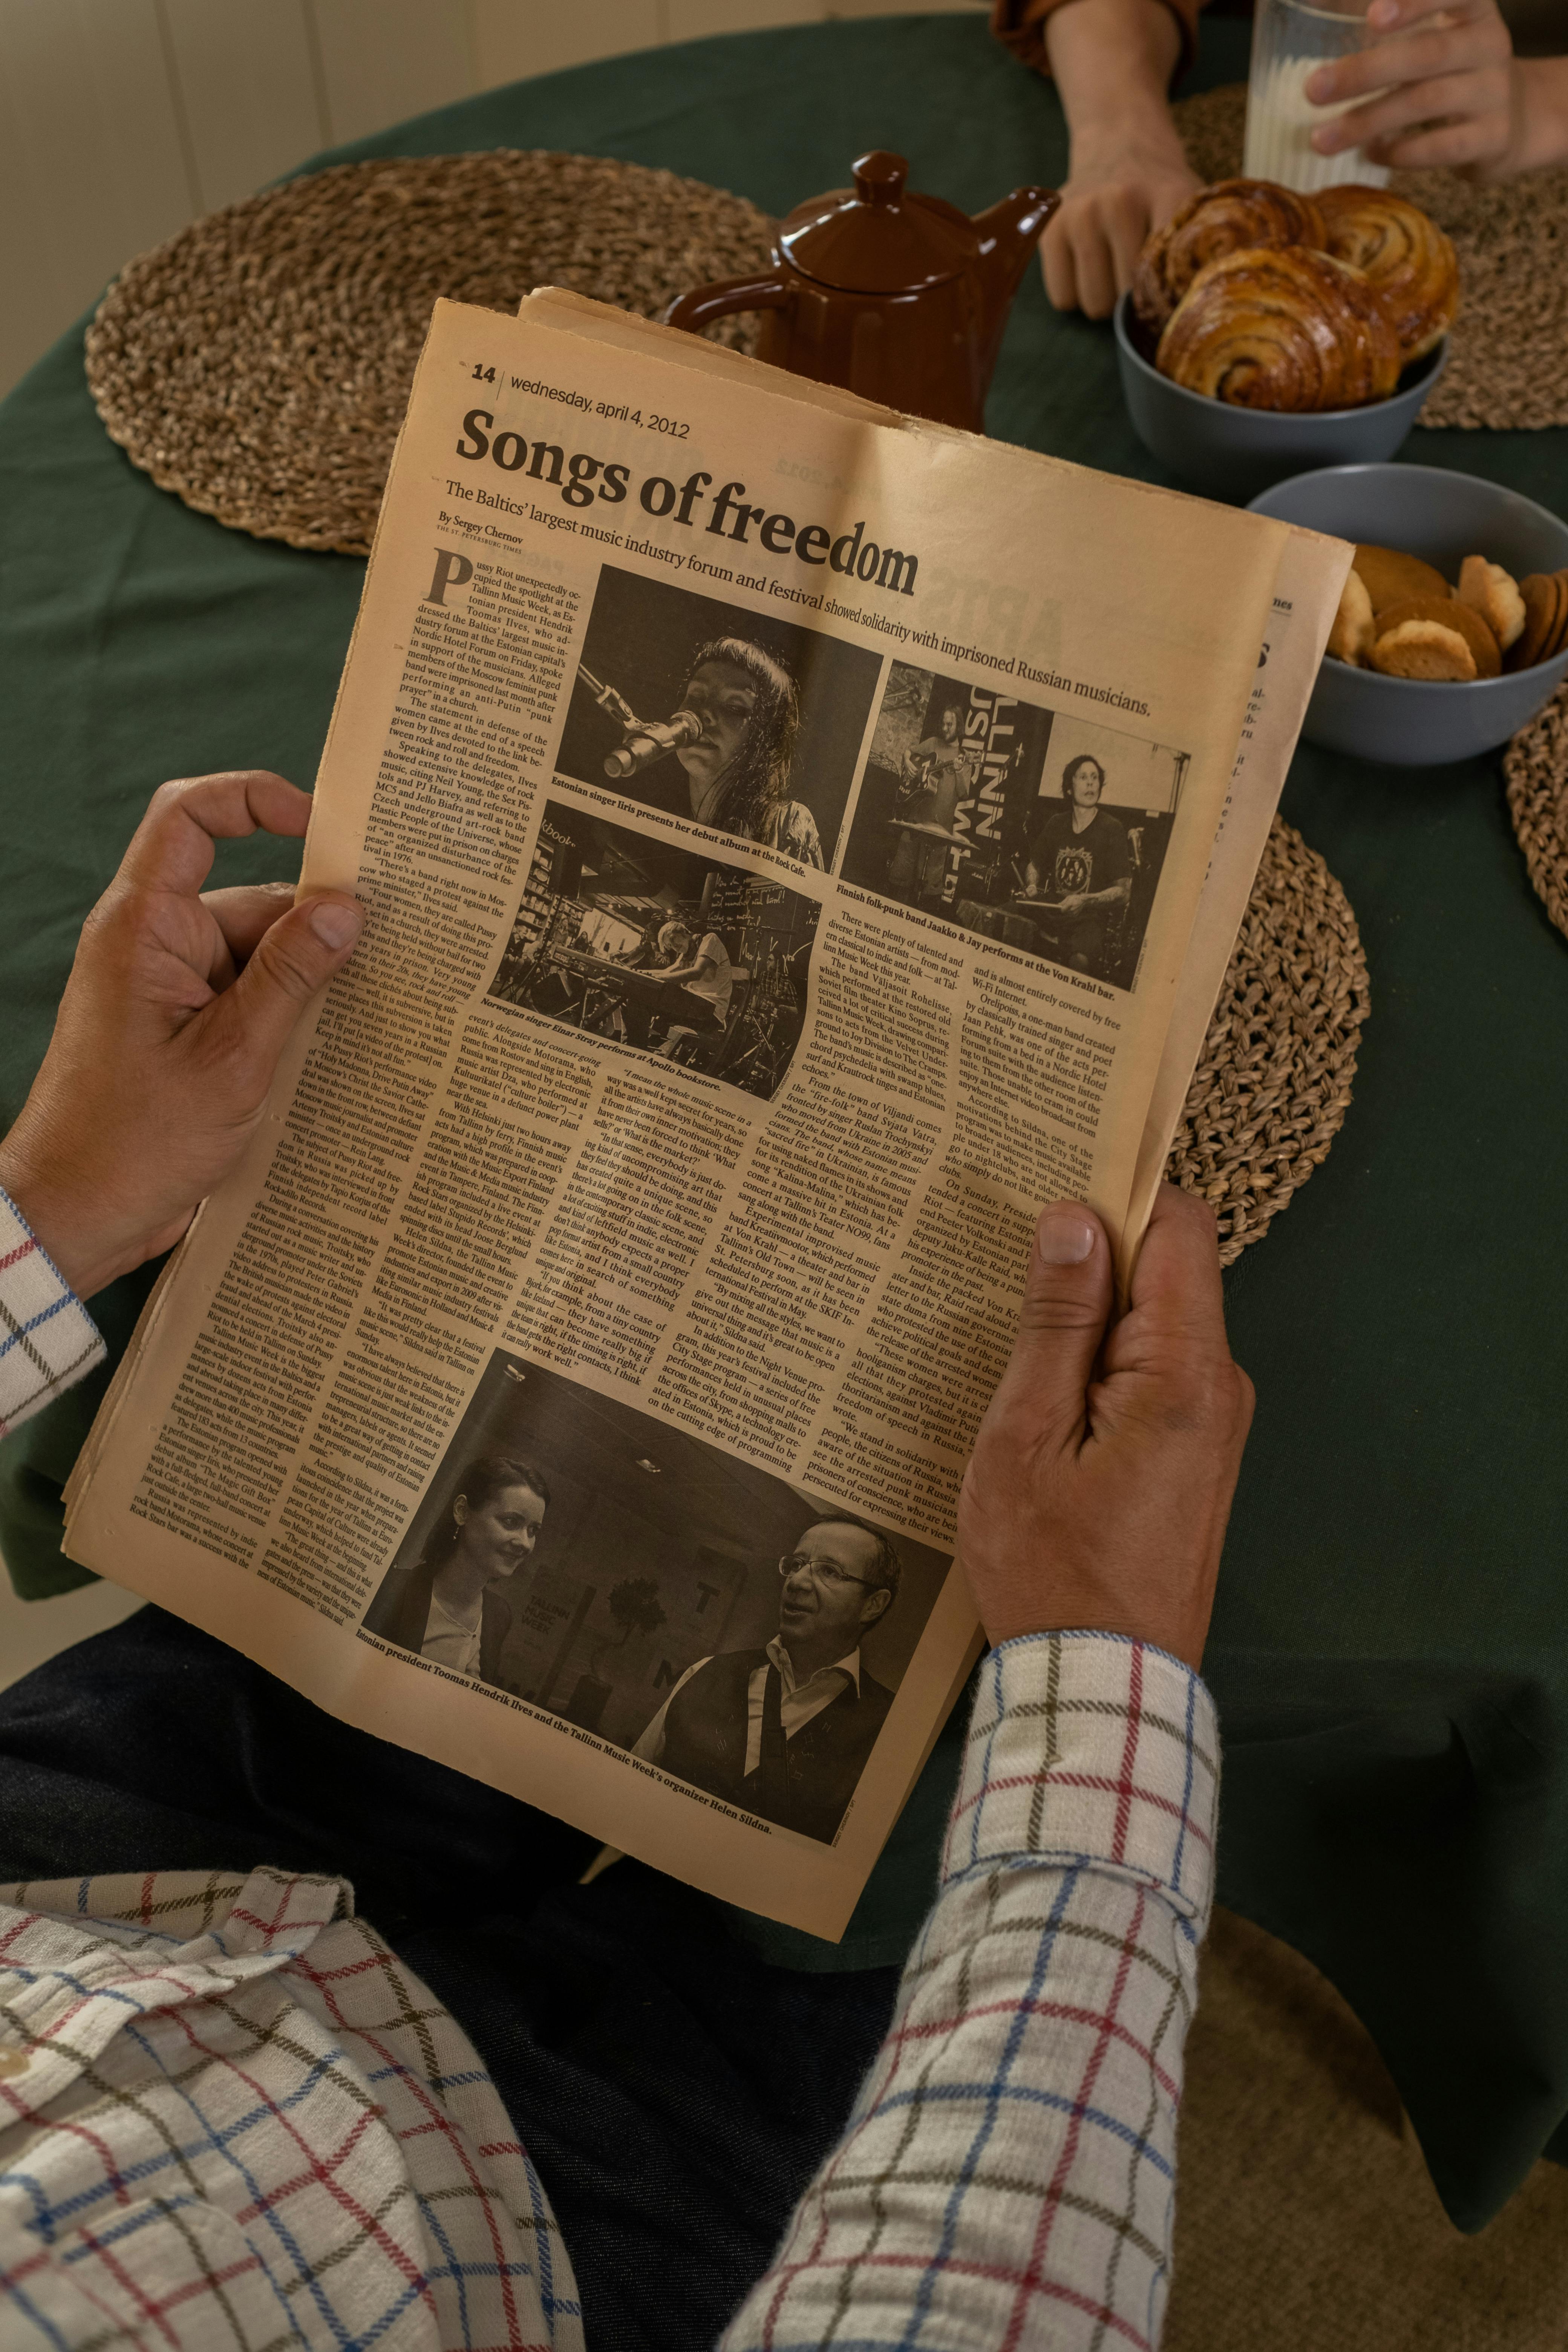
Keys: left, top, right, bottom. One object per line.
{"left": 1245, "top": 460, "right": 1568, "bottom": 700}
{"left": 1111, "top": 289, "right": 1448, "bottom": 426}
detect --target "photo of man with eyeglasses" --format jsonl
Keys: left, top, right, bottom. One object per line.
{"left": 631, "top": 1515, "right": 900, "bottom": 1843}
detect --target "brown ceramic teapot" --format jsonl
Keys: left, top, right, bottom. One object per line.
{"left": 660, "top": 150, "right": 1059, "bottom": 433}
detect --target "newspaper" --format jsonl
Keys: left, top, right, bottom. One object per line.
{"left": 63, "top": 291, "right": 1350, "bottom": 1939}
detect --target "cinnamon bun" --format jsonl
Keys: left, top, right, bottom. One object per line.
{"left": 1132, "top": 177, "right": 1328, "bottom": 337}
{"left": 1315, "top": 185, "right": 1460, "bottom": 363}
{"left": 1156, "top": 247, "right": 1402, "bottom": 411}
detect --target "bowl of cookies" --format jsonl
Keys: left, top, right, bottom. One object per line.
{"left": 1115, "top": 178, "right": 1457, "bottom": 499}
{"left": 1248, "top": 462, "right": 1568, "bottom": 765}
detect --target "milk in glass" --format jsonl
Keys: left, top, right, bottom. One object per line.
{"left": 1243, "top": 0, "right": 1393, "bottom": 193}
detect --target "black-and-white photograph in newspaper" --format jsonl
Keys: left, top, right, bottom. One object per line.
{"left": 360, "top": 1351, "right": 952, "bottom": 1845}
{"left": 555, "top": 565, "right": 883, "bottom": 869}
{"left": 838, "top": 661, "right": 1191, "bottom": 992}
{"left": 489, "top": 798, "right": 818, "bottom": 1102}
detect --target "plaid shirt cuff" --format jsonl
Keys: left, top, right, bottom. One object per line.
{"left": 721, "top": 1631, "right": 1219, "bottom": 2352}
{"left": 943, "top": 1629, "right": 1218, "bottom": 1926}
{"left": 0, "top": 1187, "right": 104, "bottom": 1438}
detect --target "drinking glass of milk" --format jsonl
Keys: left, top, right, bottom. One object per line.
{"left": 1244, "top": 0, "right": 1393, "bottom": 191}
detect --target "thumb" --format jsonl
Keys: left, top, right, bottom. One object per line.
{"left": 992, "top": 1202, "right": 1113, "bottom": 1438}
{"left": 207, "top": 892, "right": 362, "bottom": 1080}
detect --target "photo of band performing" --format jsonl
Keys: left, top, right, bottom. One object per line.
{"left": 554, "top": 565, "right": 883, "bottom": 869}
{"left": 360, "top": 1351, "right": 952, "bottom": 1845}
{"left": 838, "top": 662, "right": 1191, "bottom": 992}
{"left": 489, "top": 798, "right": 818, "bottom": 1102}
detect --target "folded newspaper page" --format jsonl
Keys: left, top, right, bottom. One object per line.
{"left": 63, "top": 292, "right": 1349, "bottom": 1937}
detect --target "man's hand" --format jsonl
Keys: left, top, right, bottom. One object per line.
{"left": 957, "top": 1185, "right": 1254, "bottom": 1672}
{"left": 0, "top": 772, "right": 361, "bottom": 1302}
{"left": 1039, "top": 0, "right": 1200, "bottom": 318}
{"left": 1307, "top": 0, "right": 1519, "bottom": 176}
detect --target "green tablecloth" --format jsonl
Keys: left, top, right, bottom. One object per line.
{"left": 3, "top": 10, "right": 1566, "bottom": 2232}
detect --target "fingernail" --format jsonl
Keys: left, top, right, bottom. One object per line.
{"left": 1037, "top": 1208, "right": 1096, "bottom": 1266}
{"left": 1368, "top": 0, "right": 1397, "bottom": 23}
{"left": 309, "top": 899, "right": 361, "bottom": 950}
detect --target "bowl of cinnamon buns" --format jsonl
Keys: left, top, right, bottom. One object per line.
{"left": 1248, "top": 463, "right": 1568, "bottom": 765}
{"left": 1115, "top": 178, "right": 1459, "bottom": 499}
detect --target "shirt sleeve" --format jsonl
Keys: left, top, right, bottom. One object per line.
{"left": 990, "top": 0, "right": 1202, "bottom": 83}
{"left": 0, "top": 1187, "right": 105, "bottom": 1438}
{"left": 720, "top": 1629, "right": 1219, "bottom": 2351}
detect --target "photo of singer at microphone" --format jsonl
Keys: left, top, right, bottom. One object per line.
{"left": 488, "top": 797, "right": 820, "bottom": 1104}
{"left": 554, "top": 567, "right": 883, "bottom": 868}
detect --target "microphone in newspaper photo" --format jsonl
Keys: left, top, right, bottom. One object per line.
{"left": 577, "top": 661, "right": 704, "bottom": 779}
{"left": 558, "top": 568, "right": 882, "bottom": 870}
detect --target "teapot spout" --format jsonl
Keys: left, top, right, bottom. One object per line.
{"left": 972, "top": 184, "right": 1061, "bottom": 369}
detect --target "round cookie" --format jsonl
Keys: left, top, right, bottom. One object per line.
{"left": 1369, "top": 618, "right": 1476, "bottom": 681}
{"left": 1372, "top": 595, "right": 1500, "bottom": 678}
{"left": 1506, "top": 574, "right": 1562, "bottom": 672}
{"left": 1354, "top": 544, "right": 1451, "bottom": 613}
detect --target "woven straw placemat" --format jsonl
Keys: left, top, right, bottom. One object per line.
{"left": 84, "top": 152, "right": 775, "bottom": 557}
{"left": 1173, "top": 84, "right": 1568, "bottom": 430}
{"left": 1167, "top": 816, "right": 1369, "bottom": 1263}
{"left": 1505, "top": 678, "right": 1568, "bottom": 940}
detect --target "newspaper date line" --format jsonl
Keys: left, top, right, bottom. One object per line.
{"left": 467, "top": 362, "right": 689, "bottom": 438}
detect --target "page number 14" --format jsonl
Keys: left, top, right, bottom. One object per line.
{"left": 471, "top": 363, "right": 496, "bottom": 383}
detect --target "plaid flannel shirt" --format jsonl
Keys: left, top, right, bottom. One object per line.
{"left": 0, "top": 1189, "right": 104, "bottom": 1437}
{"left": 0, "top": 1208, "right": 1218, "bottom": 2350}
{"left": 0, "top": 1865, "right": 583, "bottom": 2351}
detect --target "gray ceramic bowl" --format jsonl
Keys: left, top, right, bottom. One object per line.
{"left": 1248, "top": 464, "right": 1568, "bottom": 766}
{"left": 1113, "top": 292, "right": 1447, "bottom": 501}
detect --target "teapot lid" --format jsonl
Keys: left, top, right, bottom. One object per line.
{"left": 778, "top": 152, "right": 976, "bottom": 295}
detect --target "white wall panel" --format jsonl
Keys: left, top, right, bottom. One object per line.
{"left": 0, "top": 2, "right": 995, "bottom": 404}
{"left": 666, "top": 0, "right": 821, "bottom": 41}
{"left": 308, "top": 0, "right": 474, "bottom": 146}
{"left": 823, "top": 0, "right": 986, "bottom": 13}
{"left": 162, "top": 0, "right": 328, "bottom": 211}
{"left": 0, "top": 0, "right": 194, "bottom": 393}
{"left": 470, "top": 0, "right": 663, "bottom": 87}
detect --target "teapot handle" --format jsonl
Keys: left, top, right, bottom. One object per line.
{"left": 660, "top": 271, "right": 792, "bottom": 336}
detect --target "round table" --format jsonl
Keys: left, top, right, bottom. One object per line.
{"left": 2, "top": 11, "right": 1565, "bottom": 2234}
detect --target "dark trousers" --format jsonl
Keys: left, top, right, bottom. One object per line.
{"left": 0, "top": 1607, "right": 900, "bottom": 2352}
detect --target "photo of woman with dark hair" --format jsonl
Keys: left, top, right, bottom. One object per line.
{"left": 557, "top": 568, "right": 881, "bottom": 869}
{"left": 362, "top": 1453, "right": 549, "bottom": 1691}
{"left": 670, "top": 635, "right": 822, "bottom": 867}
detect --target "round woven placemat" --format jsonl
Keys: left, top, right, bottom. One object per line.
{"left": 1167, "top": 815, "right": 1370, "bottom": 1263}
{"left": 1172, "top": 84, "right": 1568, "bottom": 430}
{"left": 84, "top": 152, "right": 776, "bottom": 557}
{"left": 1505, "top": 678, "right": 1568, "bottom": 940}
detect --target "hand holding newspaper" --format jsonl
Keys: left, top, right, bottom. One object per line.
{"left": 63, "top": 290, "right": 1349, "bottom": 1938}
